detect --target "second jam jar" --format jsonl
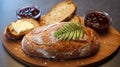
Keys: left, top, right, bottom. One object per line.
{"left": 84, "top": 10, "right": 112, "bottom": 33}
{"left": 16, "top": 6, "right": 41, "bottom": 21}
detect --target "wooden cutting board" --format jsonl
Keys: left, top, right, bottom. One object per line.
{"left": 2, "top": 17, "right": 120, "bottom": 67}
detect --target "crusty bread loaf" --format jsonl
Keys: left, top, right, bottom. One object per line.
{"left": 6, "top": 19, "right": 39, "bottom": 40}
{"left": 22, "top": 22, "right": 99, "bottom": 60}
{"left": 39, "top": 0, "right": 76, "bottom": 25}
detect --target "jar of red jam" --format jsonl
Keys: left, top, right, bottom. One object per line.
{"left": 16, "top": 6, "right": 41, "bottom": 21}
{"left": 84, "top": 10, "right": 112, "bottom": 33}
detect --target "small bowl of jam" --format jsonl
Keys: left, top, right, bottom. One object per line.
{"left": 16, "top": 6, "right": 41, "bottom": 21}
{"left": 84, "top": 10, "right": 112, "bottom": 33}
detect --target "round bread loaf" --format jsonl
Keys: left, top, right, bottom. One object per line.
{"left": 21, "top": 22, "right": 99, "bottom": 60}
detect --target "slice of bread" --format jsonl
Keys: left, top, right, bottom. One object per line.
{"left": 6, "top": 18, "right": 39, "bottom": 40}
{"left": 68, "top": 14, "right": 81, "bottom": 24}
{"left": 39, "top": 0, "right": 76, "bottom": 25}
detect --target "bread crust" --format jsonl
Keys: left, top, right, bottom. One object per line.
{"left": 22, "top": 22, "right": 100, "bottom": 60}
{"left": 5, "top": 18, "right": 39, "bottom": 40}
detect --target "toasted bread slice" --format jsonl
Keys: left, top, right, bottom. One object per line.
{"left": 6, "top": 19, "right": 39, "bottom": 40}
{"left": 68, "top": 14, "right": 81, "bottom": 24}
{"left": 39, "top": 0, "right": 76, "bottom": 25}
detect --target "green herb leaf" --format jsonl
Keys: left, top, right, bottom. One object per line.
{"left": 54, "top": 22, "right": 85, "bottom": 41}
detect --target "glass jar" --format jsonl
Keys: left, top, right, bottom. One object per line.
{"left": 84, "top": 10, "right": 112, "bottom": 33}
{"left": 16, "top": 6, "right": 41, "bottom": 21}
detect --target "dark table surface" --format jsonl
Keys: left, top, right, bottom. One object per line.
{"left": 0, "top": 0, "right": 120, "bottom": 67}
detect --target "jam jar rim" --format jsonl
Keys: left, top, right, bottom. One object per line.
{"left": 16, "top": 5, "right": 41, "bottom": 19}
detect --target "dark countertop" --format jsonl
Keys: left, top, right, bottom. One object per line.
{"left": 0, "top": 0, "right": 120, "bottom": 67}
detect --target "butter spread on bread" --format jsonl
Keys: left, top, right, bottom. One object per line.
{"left": 12, "top": 21, "right": 34, "bottom": 34}
{"left": 6, "top": 18, "right": 39, "bottom": 40}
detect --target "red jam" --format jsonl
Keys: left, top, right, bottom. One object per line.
{"left": 84, "top": 11, "right": 111, "bottom": 33}
{"left": 16, "top": 6, "right": 41, "bottom": 21}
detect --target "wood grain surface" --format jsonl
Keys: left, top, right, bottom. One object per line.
{"left": 2, "top": 17, "right": 120, "bottom": 67}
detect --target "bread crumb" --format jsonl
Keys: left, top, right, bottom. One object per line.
{"left": 104, "top": 41, "right": 106, "bottom": 44}
{"left": 80, "top": 62, "right": 84, "bottom": 64}
{"left": 44, "top": 62, "right": 47, "bottom": 64}
{"left": 15, "top": 48, "right": 18, "bottom": 50}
